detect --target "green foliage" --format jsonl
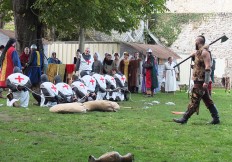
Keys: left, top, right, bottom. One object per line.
{"left": 3, "top": 21, "right": 14, "bottom": 30}
{"left": 0, "top": 0, "right": 13, "bottom": 22}
{"left": 0, "top": 0, "right": 167, "bottom": 41}
{"left": 150, "top": 13, "right": 208, "bottom": 46}
{"left": 32, "top": 0, "right": 167, "bottom": 36}
{"left": 0, "top": 89, "right": 231, "bottom": 161}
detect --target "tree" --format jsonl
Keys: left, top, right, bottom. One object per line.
{"left": 0, "top": 0, "right": 167, "bottom": 53}
{"left": 13, "top": 0, "right": 43, "bottom": 53}
{"left": 0, "top": 0, "right": 43, "bottom": 53}
{"left": 33, "top": 0, "right": 167, "bottom": 52}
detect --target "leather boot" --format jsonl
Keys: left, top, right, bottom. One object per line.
{"left": 151, "top": 90, "right": 154, "bottom": 97}
{"left": 173, "top": 108, "right": 195, "bottom": 124}
{"left": 208, "top": 104, "right": 220, "bottom": 124}
{"left": 146, "top": 89, "right": 152, "bottom": 97}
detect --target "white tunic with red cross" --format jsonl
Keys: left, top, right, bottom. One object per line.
{"left": 40, "top": 82, "right": 58, "bottom": 97}
{"left": 92, "top": 73, "right": 107, "bottom": 100}
{"left": 104, "top": 74, "right": 116, "bottom": 88}
{"left": 93, "top": 73, "right": 107, "bottom": 90}
{"left": 79, "top": 54, "right": 94, "bottom": 71}
{"left": 81, "top": 75, "right": 96, "bottom": 92}
{"left": 8, "top": 73, "right": 30, "bottom": 86}
{"left": 56, "top": 82, "right": 73, "bottom": 96}
{"left": 114, "top": 74, "right": 126, "bottom": 87}
{"left": 71, "top": 81, "right": 88, "bottom": 96}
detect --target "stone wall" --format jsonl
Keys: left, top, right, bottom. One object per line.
{"left": 166, "top": 0, "right": 232, "bottom": 13}
{"left": 170, "top": 13, "right": 232, "bottom": 86}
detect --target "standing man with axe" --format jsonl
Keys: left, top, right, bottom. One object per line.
{"left": 173, "top": 35, "right": 220, "bottom": 124}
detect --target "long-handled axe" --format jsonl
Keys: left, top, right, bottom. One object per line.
{"left": 173, "top": 35, "right": 229, "bottom": 68}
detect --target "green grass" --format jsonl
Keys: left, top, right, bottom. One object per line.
{"left": 0, "top": 89, "right": 232, "bottom": 162}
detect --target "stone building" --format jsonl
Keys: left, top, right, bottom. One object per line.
{"left": 164, "top": 1, "right": 232, "bottom": 86}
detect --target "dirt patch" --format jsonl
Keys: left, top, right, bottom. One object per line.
{"left": 0, "top": 113, "right": 13, "bottom": 122}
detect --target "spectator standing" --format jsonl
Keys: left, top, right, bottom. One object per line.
{"left": 112, "top": 53, "right": 120, "bottom": 71}
{"left": 0, "top": 38, "right": 21, "bottom": 88}
{"left": 92, "top": 52, "right": 103, "bottom": 74}
{"left": 119, "top": 52, "right": 130, "bottom": 81}
{"left": 129, "top": 52, "right": 141, "bottom": 93}
{"left": 163, "top": 57, "right": 178, "bottom": 93}
{"left": 142, "top": 49, "right": 158, "bottom": 97}
{"left": 75, "top": 48, "right": 94, "bottom": 76}
{"left": 25, "top": 44, "right": 43, "bottom": 89}
{"left": 103, "top": 53, "right": 114, "bottom": 75}
{"left": 48, "top": 52, "right": 62, "bottom": 64}
{"left": 73, "top": 49, "right": 81, "bottom": 64}
{"left": 20, "top": 47, "right": 30, "bottom": 72}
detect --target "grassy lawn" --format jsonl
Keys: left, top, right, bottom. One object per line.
{"left": 0, "top": 88, "right": 231, "bottom": 162}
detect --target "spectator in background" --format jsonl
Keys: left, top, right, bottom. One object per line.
{"left": 102, "top": 53, "right": 108, "bottom": 65}
{"left": 103, "top": 53, "right": 114, "bottom": 75}
{"left": 73, "top": 49, "right": 81, "bottom": 64}
{"left": 75, "top": 47, "right": 94, "bottom": 76}
{"left": 129, "top": 52, "right": 141, "bottom": 93}
{"left": 20, "top": 47, "right": 30, "bottom": 72}
{"left": 208, "top": 58, "right": 216, "bottom": 95}
{"left": 43, "top": 53, "right": 48, "bottom": 74}
{"left": 25, "top": 44, "right": 43, "bottom": 89}
{"left": 48, "top": 52, "right": 62, "bottom": 64}
{"left": 112, "top": 53, "right": 120, "bottom": 71}
{"left": 163, "top": 57, "right": 178, "bottom": 93}
{"left": 0, "top": 38, "right": 21, "bottom": 88}
{"left": 142, "top": 49, "right": 158, "bottom": 97}
{"left": 119, "top": 52, "right": 130, "bottom": 81}
{"left": 0, "top": 45, "right": 5, "bottom": 98}
{"left": 92, "top": 52, "right": 103, "bottom": 74}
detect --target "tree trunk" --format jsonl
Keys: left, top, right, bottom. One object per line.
{"left": 78, "top": 27, "right": 85, "bottom": 53}
{"left": 13, "top": 0, "right": 43, "bottom": 54}
{"left": 0, "top": 13, "right": 4, "bottom": 28}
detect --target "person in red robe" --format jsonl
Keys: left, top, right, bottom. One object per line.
{"left": 143, "top": 49, "right": 158, "bottom": 97}
{"left": 20, "top": 47, "right": 30, "bottom": 73}
{"left": 0, "top": 38, "right": 22, "bottom": 88}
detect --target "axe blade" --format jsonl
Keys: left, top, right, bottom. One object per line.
{"left": 221, "top": 35, "right": 229, "bottom": 43}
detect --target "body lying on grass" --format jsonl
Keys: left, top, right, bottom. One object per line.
{"left": 88, "top": 151, "right": 134, "bottom": 162}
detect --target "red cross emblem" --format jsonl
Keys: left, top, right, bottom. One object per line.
{"left": 100, "top": 76, "right": 105, "bottom": 83}
{"left": 86, "top": 60, "right": 91, "bottom": 65}
{"left": 15, "top": 75, "right": 24, "bottom": 83}
{"left": 90, "top": 78, "right": 95, "bottom": 85}
{"left": 111, "top": 77, "right": 115, "bottom": 82}
{"left": 63, "top": 84, "right": 69, "bottom": 89}
{"left": 51, "top": 84, "right": 57, "bottom": 92}
{"left": 80, "top": 83, "right": 85, "bottom": 89}
{"left": 121, "top": 76, "right": 125, "bottom": 81}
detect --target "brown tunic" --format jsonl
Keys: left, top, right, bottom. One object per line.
{"left": 128, "top": 59, "right": 141, "bottom": 87}
{"left": 192, "top": 51, "right": 206, "bottom": 81}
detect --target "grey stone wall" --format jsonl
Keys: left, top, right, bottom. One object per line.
{"left": 170, "top": 13, "right": 232, "bottom": 86}
{"left": 166, "top": 0, "right": 232, "bottom": 13}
